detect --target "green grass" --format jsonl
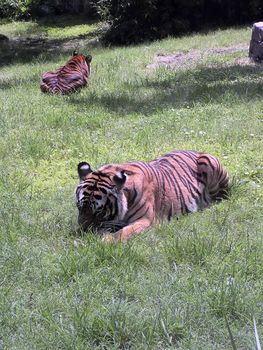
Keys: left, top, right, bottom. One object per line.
{"left": 0, "top": 16, "right": 98, "bottom": 39}
{"left": 0, "top": 22, "right": 263, "bottom": 349}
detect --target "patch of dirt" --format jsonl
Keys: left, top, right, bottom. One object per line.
{"left": 147, "top": 44, "right": 249, "bottom": 70}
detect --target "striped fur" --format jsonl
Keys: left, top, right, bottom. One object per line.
{"left": 75, "top": 150, "right": 229, "bottom": 242}
{"left": 40, "top": 52, "right": 92, "bottom": 94}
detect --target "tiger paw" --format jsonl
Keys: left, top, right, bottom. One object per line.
{"left": 102, "top": 234, "right": 116, "bottom": 243}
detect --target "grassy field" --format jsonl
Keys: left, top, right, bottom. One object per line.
{"left": 0, "top": 19, "right": 263, "bottom": 349}
{"left": 0, "top": 16, "right": 98, "bottom": 39}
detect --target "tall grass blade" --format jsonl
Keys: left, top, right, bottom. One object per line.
{"left": 160, "top": 318, "right": 172, "bottom": 345}
{"left": 254, "top": 318, "right": 262, "bottom": 350}
{"left": 224, "top": 316, "right": 237, "bottom": 350}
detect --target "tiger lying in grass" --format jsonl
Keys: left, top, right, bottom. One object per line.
{"left": 75, "top": 150, "right": 229, "bottom": 242}
{"left": 40, "top": 51, "right": 92, "bottom": 94}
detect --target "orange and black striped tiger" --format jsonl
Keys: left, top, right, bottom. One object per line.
{"left": 40, "top": 51, "right": 92, "bottom": 94}
{"left": 75, "top": 150, "right": 229, "bottom": 242}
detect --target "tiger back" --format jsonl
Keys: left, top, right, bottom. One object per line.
{"left": 40, "top": 51, "right": 92, "bottom": 94}
{"left": 75, "top": 150, "right": 229, "bottom": 242}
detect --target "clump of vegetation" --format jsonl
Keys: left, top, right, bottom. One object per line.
{"left": 0, "top": 0, "right": 36, "bottom": 18}
{"left": 0, "top": 0, "right": 98, "bottom": 19}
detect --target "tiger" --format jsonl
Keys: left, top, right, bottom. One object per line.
{"left": 75, "top": 150, "right": 229, "bottom": 242}
{"left": 40, "top": 51, "right": 92, "bottom": 94}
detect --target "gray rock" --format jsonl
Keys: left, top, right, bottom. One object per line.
{"left": 249, "top": 21, "right": 263, "bottom": 62}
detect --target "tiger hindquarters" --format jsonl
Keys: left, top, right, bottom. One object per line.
{"left": 197, "top": 153, "right": 230, "bottom": 203}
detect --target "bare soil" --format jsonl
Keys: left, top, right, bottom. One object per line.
{"left": 146, "top": 44, "right": 250, "bottom": 69}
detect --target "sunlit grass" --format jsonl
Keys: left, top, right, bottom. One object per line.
{"left": 0, "top": 16, "right": 98, "bottom": 38}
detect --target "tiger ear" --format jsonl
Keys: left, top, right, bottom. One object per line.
{"left": 86, "top": 55, "right": 92, "bottom": 63}
{"left": 113, "top": 170, "right": 127, "bottom": 190}
{"left": 73, "top": 50, "right": 78, "bottom": 56}
{"left": 78, "top": 162, "right": 92, "bottom": 181}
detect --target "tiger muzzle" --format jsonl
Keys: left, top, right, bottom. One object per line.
{"left": 77, "top": 204, "right": 95, "bottom": 231}
{"left": 78, "top": 206, "right": 106, "bottom": 233}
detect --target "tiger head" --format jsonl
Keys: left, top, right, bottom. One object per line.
{"left": 72, "top": 50, "right": 92, "bottom": 64}
{"left": 75, "top": 162, "right": 128, "bottom": 232}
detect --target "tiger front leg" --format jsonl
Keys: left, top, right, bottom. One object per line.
{"left": 102, "top": 218, "right": 153, "bottom": 243}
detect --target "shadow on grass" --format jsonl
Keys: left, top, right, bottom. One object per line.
{"left": 0, "top": 75, "right": 39, "bottom": 90}
{"left": 33, "top": 15, "right": 97, "bottom": 29}
{"left": 1, "top": 59, "right": 262, "bottom": 110}
{"left": 69, "top": 64, "right": 263, "bottom": 115}
{"left": 0, "top": 36, "right": 95, "bottom": 67}
{"left": 0, "top": 16, "right": 98, "bottom": 67}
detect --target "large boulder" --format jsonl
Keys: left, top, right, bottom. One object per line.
{"left": 249, "top": 22, "right": 263, "bottom": 62}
